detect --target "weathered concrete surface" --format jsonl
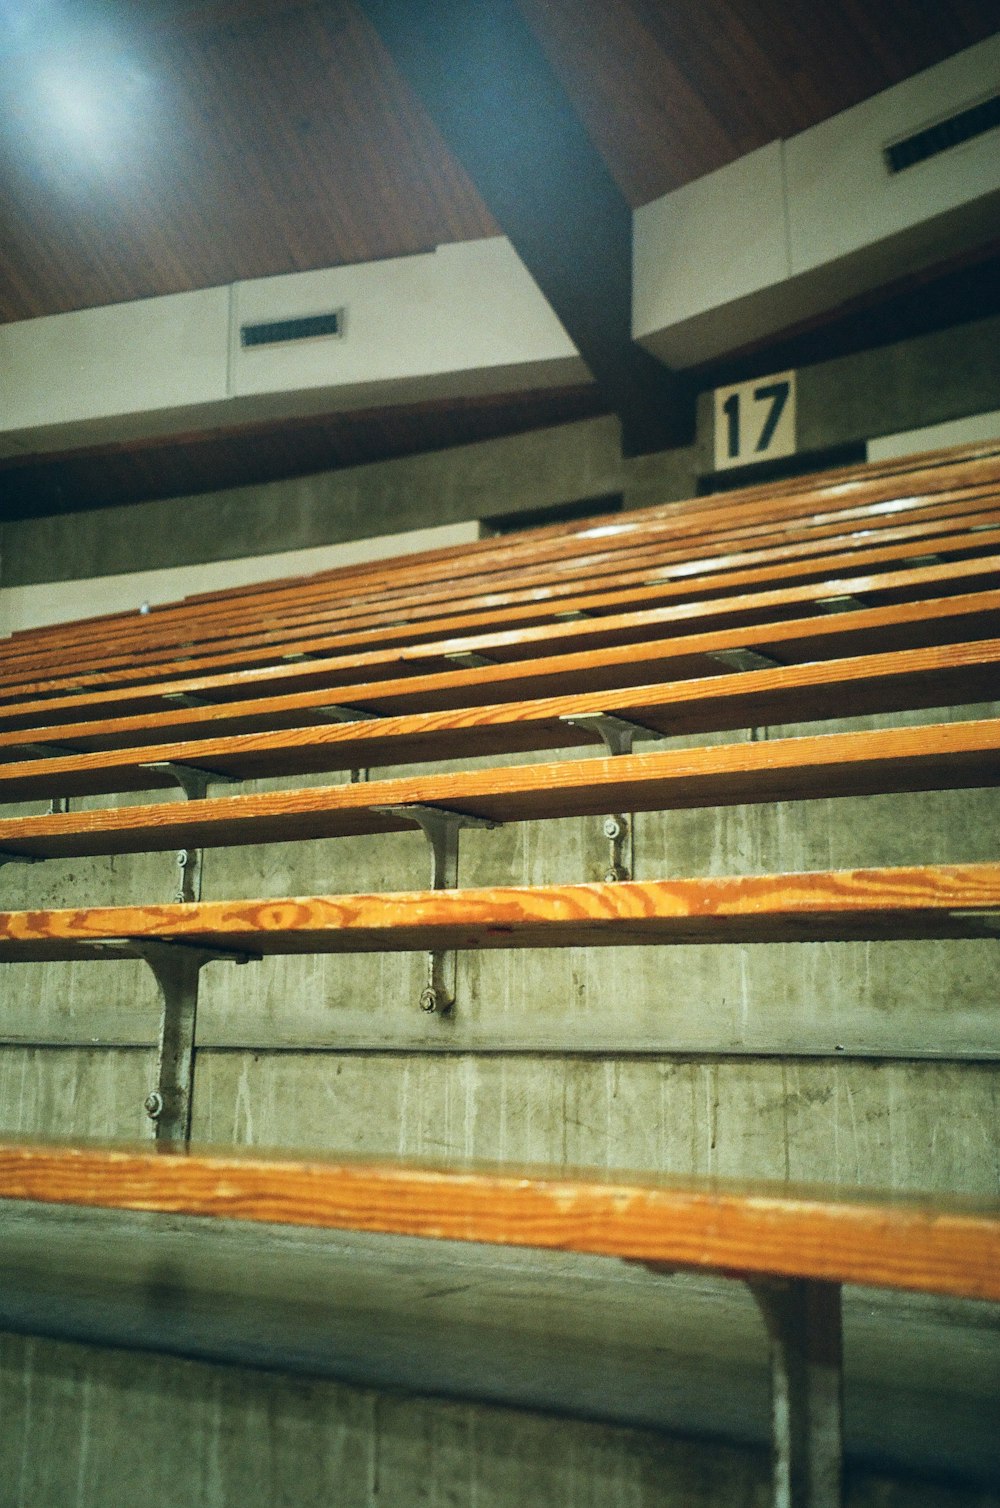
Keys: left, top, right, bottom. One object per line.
{"left": 0, "top": 416, "right": 624, "bottom": 587}
{"left": 3, "top": 1330, "right": 1000, "bottom": 1507}
{"left": 0, "top": 1210, "right": 997, "bottom": 1482}
{"left": 5, "top": 310, "right": 999, "bottom": 591}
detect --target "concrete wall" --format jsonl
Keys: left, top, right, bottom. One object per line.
{"left": 1, "top": 317, "right": 999, "bottom": 1503}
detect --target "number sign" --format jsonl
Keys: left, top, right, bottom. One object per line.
{"left": 713, "top": 371, "right": 796, "bottom": 471}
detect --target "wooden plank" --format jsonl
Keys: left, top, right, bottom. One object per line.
{"left": 7, "top": 482, "right": 993, "bottom": 672}
{"left": 3, "top": 499, "right": 997, "bottom": 689}
{"left": 2, "top": 718, "right": 998, "bottom": 860}
{"left": 1, "top": 863, "right": 999, "bottom": 959}
{"left": 10, "top": 443, "right": 999, "bottom": 656}
{"left": 4, "top": 534, "right": 998, "bottom": 706}
{"left": 0, "top": 555, "right": 994, "bottom": 732}
{"left": 0, "top": 639, "right": 996, "bottom": 800}
{"left": 0, "top": 1140, "right": 996, "bottom": 1300}
{"left": 2, "top": 592, "right": 996, "bottom": 757}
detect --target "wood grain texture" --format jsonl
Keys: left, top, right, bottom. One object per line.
{"left": 1, "top": 718, "right": 998, "bottom": 860}
{"left": 1, "top": 1, "right": 995, "bottom": 319}
{"left": 3, "top": 591, "right": 996, "bottom": 755}
{"left": 1, "top": 638, "right": 997, "bottom": 800}
{"left": 4, "top": 498, "right": 997, "bottom": 688}
{"left": 1, "top": 864, "right": 999, "bottom": 960}
{"left": 10, "top": 456, "right": 997, "bottom": 662}
{"left": 0, "top": 1140, "right": 997, "bottom": 1300}
{"left": 4, "top": 444, "right": 998, "bottom": 665}
{"left": 0, "top": 554, "right": 993, "bottom": 731}
{"left": 4, "top": 529, "right": 998, "bottom": 707}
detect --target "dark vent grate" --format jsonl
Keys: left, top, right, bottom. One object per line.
{"left": 885, "top": 94, "right": 1000, "bottom": 174}
{"left": 240, "top": 310, "right": 343, "bottom": 348}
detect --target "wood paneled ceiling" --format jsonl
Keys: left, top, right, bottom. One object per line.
{"left": 1, "top": 0, "right": 998, "bottom": 515}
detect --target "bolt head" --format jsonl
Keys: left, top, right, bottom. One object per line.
{"left": 144, "top": 1091, "right": 164, "bottom": 1120}
{"left": 602, "top": 816, "right": 623, "bottom": 839}
{"left": 419, "top": 988, "right": 439, "bottom": 1013}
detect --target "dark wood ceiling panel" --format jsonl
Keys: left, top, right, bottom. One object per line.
{"left": 0, "top": 1, "right": 497, "bottom": 322}
{"left": 3, "top": 1, "right": 995, "bottom": 321}
{"left": 519, "top": 0, "right": 1000, "bottom": 203}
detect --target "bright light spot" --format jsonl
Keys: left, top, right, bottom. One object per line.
{"left": 9, "top": 51, "right": 158, "bottom": 175}
{"left": 577, "top": 524, "right": 637, "bottom": 540}
{"left": 37, "top": 59, "right": 150, "bottom": 154}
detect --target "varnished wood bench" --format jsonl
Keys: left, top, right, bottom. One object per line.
{"left": 2, "top": 442, "right": 997, "bottom": 701}
{"left": 3, "top": 863, "right": 998, "bottom": 962}
{"left": 2, "top": 443, "right": 998, "bottom": 1507}
{"left": 1, "top": 591, "right": 996, "bottom": 758}
{"left": 1, "top": 718, "right": 997, "bottom": 861}
{"left": 0, "top": 1138, "right": 996, "bottom": 1506}
{"left": 1, "top": 638, "right": 996, "bottom": 802}
{"left": 1, "top": 553, "right": 994, "bottom": 731}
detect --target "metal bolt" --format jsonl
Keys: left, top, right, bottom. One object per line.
{"left": 419, "top": 987, "right": 440, "bottom": 1013}
{"left": 176, "top": 850, "right": 189, "bottom": 868}
{"left": 602, "top": 816, "right": 624, "bottom": 840}
{"left": 604, "top": 866, "right": 625, "bottom": 883}
{"left": 144, "top": 1091, "right": 164, "bottom": 1120}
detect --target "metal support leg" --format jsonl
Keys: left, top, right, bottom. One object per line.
{"left": 559, "top": 711, "right": 662, "bottom": 757}
{"left": 371, "top": 803, "right": 498, "bottom": 1014}
{"left": 142, "top": 761, "right": 235, "bottom": 802}
{"left": 749, "top": 1279, "right": 844, "bottom": 1508}
{"left": 95, "top": 938, "right": 257, "bottom": 1144}
{"left": 560, "top": 713, "right": 657, "bottom": 882}
{"left": 602, "top": 814, "right": 633, "bottom": 883}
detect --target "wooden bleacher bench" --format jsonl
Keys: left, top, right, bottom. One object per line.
{"left": 0, "top": 717, "right": 995, "bottom": 862}
{"left": 1, "top": 638, "right": 997, "bottom": 802}
{"left": 0, "top": 554, "right": 994, "bottom": 731}
{"left": 0, "top": 1141, "right": 996, "bottom": 1303}
{"left": 1, "top": 442, "right": 998, "bottom": 701}
{"left": 1, "top": 862, "right": 998, "bottom": 959}
{"left": 1, "top": 441, "right": 998, "bottom": 1507}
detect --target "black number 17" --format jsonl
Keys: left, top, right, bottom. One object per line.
{"left": 722, "top": 379, "right": 791, "bottom": 459}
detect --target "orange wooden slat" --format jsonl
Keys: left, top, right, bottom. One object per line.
{"left": 0, "top": 1141, "right": 996, "bottom": 1300}
{"left": 2, "top": 591, "right": 995, "bottom": 757}
{"left": 1, "top": 718, "right": 997, "bottom": 860}
{"left": 1, "top": 864, "right": 999, "bottom": 959}
{"left": 0, "top": 639, "right": 996, "bottom": 801}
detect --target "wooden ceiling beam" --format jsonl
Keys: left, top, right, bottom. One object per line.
{"left": 354, "top": 0, "right": 694, "bottom": 456}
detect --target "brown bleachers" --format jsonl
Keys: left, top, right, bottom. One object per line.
{"left": 1, "top": 442, "right": 998, "bottom": 1507}
{"left": 1, "top": 1142, "right": 997, "bottom": 1302}
{"left": 1, "top": 718, "right": 997, "bottom": 860}
{"left": 2, "top": 441, "right": 998, "bottom": 703}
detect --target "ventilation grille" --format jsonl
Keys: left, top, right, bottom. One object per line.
{"left": 240, "top": 310, "right": 344, "bottom": 348}
{"left": 885, "top": 94, "right": 1000, "bottom": 174}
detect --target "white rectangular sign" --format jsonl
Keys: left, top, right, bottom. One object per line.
{"left": 713, "top": 370, "right": 796, "bottom": 471}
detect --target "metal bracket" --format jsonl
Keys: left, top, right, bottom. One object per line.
{"left": 816, "top": 595, "right": 866, "bottom": 614}
{"left": 710, "top": 648, "right": 781, "bottom": 673}
{"left": 143, "top": 762, "right": 238, "bottom": 905}
{"left": 370, "top": 803, "right": 499, "bottom": 1014}
{"left": 749, "top": 1278, "right": 844, "bottom": 1508}
{"left": 143, "top": 761, "right": 236, "bottom": 802}
{"left": 15, "top": 741, "right": 80, "bottom": 757}
{"left": 48, "top": 795, "right": 70, "bottom": 816}
{"left": 443, "top": 650, "right": 496, "bottom": 669}
{"left": 559, "top": 712, "right": 662, "bottom": 757}
{"left": 162, "top": 691, "right": 215, "bottom": 708}
{"left": 312, "top": 705, "right": 381, "bottom": 724}
{"left": 601, "top": 814, "right": 632, "bottom": 883}
{"left": 94, "top": 937, "right": 257, "bottom": 1144}
{"left": 560, "top": 715, "right": 655, "bottom": 880}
